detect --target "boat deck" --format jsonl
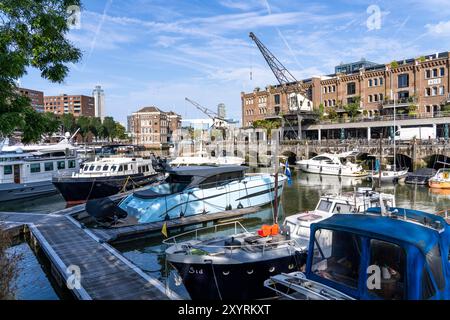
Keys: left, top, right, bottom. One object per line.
{"left": 0, "top": 211, "right": 177, "bottom": 300}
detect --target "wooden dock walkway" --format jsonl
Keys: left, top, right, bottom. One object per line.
{"left": 0, "top": 211, "right": 179, "bottom": 300}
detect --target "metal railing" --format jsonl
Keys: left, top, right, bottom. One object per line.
{"left": 162, "top": 221, "right": 299, "bottom": 257}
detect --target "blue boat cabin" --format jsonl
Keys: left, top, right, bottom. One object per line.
{"left": 305, "top": 208, "right": 450, "bottom": 300}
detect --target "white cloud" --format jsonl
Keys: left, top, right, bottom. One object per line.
{"left": 426, "top": 20, "right": 450, "bottom": 36}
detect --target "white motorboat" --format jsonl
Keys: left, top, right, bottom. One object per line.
{"left": 282, "top": 188, "right": 395, "bottom": 250}
{"left": 52, "top": 157, "right": 158, "bottom": 204}
{"left": 169, "top": 154, "right": 245, "bottom": 167}
{"left": 370, "top": 167, "right": 409, "bottom": 183}
{"left": 102, "top": 165, "right": 287, "bottom": 224}
{"left": 296, "top": 152, "right": 367, "bottom": 177}
{"left": 0, "top": 135, "right": 81, "bottom": 202}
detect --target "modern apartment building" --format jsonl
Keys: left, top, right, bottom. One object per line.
{"left": 18, "top": 87, "right": 44, "bottom": 112}
{"left": 44, "top": 94, "right": 95, "bottom": 117}
{"left": 129, "top": 107, "right": 181, "bottom": 148}
{"left": 241, "top": 52, "right": 450, "bottom": 128}
{"left": 92, "top": 85, "right": 105, "bottom": 120}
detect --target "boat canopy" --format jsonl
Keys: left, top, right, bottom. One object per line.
{"left": 133, "top": 165, "right": 248, "bottom": 199}
{"left": 312, "top": 209, "right": 448, "bottom": 253}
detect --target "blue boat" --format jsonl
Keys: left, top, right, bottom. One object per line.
{"left": 265, "top": 207, "right": 450, "bottom": 300}
{"left": 114, "top": 165, "right": 286, "bottom": 224}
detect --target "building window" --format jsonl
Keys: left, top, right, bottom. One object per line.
{"left": 440, "top": 67, "right": 445, "bottom": 77}
{"left": 398, "top": 74, "right": 409, "bottom": 88}
{"left": 374, "top": 94, "right": 378, "bottom": 102}
{"left": 368, "top": 95, "right": 372, "bottom": 103}
{"left": 426, "top": 105, "right": 431, "bottom": 113}
{"left": 324, "top": 100, "right": 328, "bottom": 107}
{"left": 379, "top": 78, "right": 383, "bottom": 85}
{"left": 332, "top": 85, "right": 336, "bottom": 92}
{"left": 30, "top": 163, "right": 41, "bottom": 173}
{"left": 44, "top": 162, "right": 54, "bottom": 172}
{"left": 57, "top": 161, "right": 65, "bottom": 170}
{"left": 368, "top": 79, "right": 372, "bottom": 87}
{"left": 426, "top": 87, "right": 431, "bottom": 96}
{"left": 432, "top": 87, "right": 437, "bottom": 96}
{"left": 379, "top": 93, "right": 383, "bottom": 101}
{"left": 4, "top": 165, "right": 12, "bottom": 175}
{"left": 440, "top": 87, "right": 445, "bottom": 95}
{"left": 347, "top": 82, "right": 356, "bottom": 95}
{"left": 426, "top": 69, "right": 431, "bottom": 79}
{"left": 374, "top": 78, "right": 378, "bottom": 86}
{"left": 274, "top": 94, "right": 280, "bottom": 105}
{"left": 333, "top": 99, "right": 336, "bottom": 106}
{"left": 433, "top": 69, "right": 438, "bottom": 77}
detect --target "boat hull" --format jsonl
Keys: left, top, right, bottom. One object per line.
{"left": 121, "top": 174, "right": 286, "bottom": 223}
{"left": 0, "top": 181, "right": 57, "bottom": 203}
{"left": 429, "top": 180, "right": 450, "bottom": 189}
{"left": 53, "top": 173, "right": 158, "bottom": 204}
{"left": 170, "top": 254, "right": 304, "bottom": 300}
{"left": 297, "top": 163, "right": 367, "bottom": 177}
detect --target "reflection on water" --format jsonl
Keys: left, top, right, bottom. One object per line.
{"left": 8, "top": 243, "right": 59, "bottom": 300}
{"left": 4, "top": 169, "right": 450, "bottom": 299}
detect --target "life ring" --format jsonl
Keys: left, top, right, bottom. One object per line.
{"left": 444, "top": 172, "right": 449, "bottom": 179}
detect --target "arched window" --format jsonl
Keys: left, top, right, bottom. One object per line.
{"left": 379, "top": 93, "right": 383, "bottom": 101}
{"left": 324, "top": 100, "right": 328, "bottom": 107}
{"left": 368, "top": 79, "right": 372, "bottom": 87}
{"left": 368, "top": 95, "right": 372, "bottom": 102}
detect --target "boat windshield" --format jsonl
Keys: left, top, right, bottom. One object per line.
{"left": 311, "top": 228, "right": 361, "bottom": 289}
{"left": 332, "top": 202, "right": 353, "bottom": 214}
{"left": 316, "top": 200, "right": 333, "bottom": 212}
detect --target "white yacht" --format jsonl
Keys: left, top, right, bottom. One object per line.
{"left": 296, "top": 152, "right": 367, "bottom": 177}
{"left": 282, "top": 188, "right": 395, "bottom": 250}
{"left": 52, "top": 157, "right": 158, "bottom": 204}
{"left": 0, "top": 137, "right": 80, "bottom": 202}
{"left": 169, "top": 154, "right": 245, "bottom": 167}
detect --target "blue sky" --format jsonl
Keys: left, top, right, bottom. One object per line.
{"left": 19, "top": 0, "right": 450, "bottom": 126}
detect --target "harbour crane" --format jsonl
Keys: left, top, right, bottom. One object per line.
{"left": 249, "top": 32, "right": 315, "bottom": 139}
{"left": 184, "top": 97, "right": 230, "bottom": 130}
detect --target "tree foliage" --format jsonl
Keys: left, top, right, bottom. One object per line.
{"left": 0, "top": 0, "right": 82, "bottom": 142}
{"left": 344, "top": 96, "right": 361, "bottom": 119}
{"left": 252, "top": 119, "right": 281, "bottom": 138}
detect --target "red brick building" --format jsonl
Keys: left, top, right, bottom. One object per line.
{"left": 44, "top": 94, "right": 95, "bottom": 117}
{"left": 242, "top": 52, "right": 450, "bottom": 127}
{"left": 18, "top": 87, "right": 44, "bottom": 112}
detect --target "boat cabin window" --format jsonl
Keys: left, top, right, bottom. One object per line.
{"left": 83, "top": 166, "right": 89, "bottom": 171}
{"left": 124, "top": 164, "right": 128, "bottom": 171}
{"left": 312, "top": 156, "right": 330, "bottom": 161}
{"left": 68, "top": 160, "right": 76, "bottom": 168}
{"left": 199, "top": 171, "right": 244, "bottom": 188}
{"left": 95, "top": 165, "right": 102, "bottom": 171}
{"left": 89, "top": 165, "right": 95, "bottom": 171}
{"left": 102, "top": 165, "right": 109, "bottom": 171}
{"left": 57, "top": 161, "right": 65, "bottom": 170}
{"left": 145, "top": 165, "right": 149, "bottom": 172}
{"left": 110, "top": 165, "right": 117, "bottom": 172}
{"left": 118, "top": 165, "right": 123, "bottom": 172}
{"left": 30, "top": 163, "right": 41, "bottom": 173}
{"left": 332, "top": 203, "right": 354, "bottom": 214}
{"left": 317, "top": 200, "right": 333, "bottom": 212}
{"left": 45, "top": 162, "right": 54, "bottom": 171}
{"left": 426, "top": 245, "right": 445, "bottom": 291}
{"left": 4, "top": 165, "right": 12, "bottom": 175}
{"left": 312, "top": 229, "right": 361, "bottom": 289}
{"left": 368, "top": 239, "right": 406, "bottom": 300}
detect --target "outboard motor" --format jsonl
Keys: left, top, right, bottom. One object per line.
{"left": 85, "top": 197, "right": 127, "bottom": 225}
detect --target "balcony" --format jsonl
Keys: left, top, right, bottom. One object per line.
{"left": 382, "top": 97, "right": 417, "bottom": 109}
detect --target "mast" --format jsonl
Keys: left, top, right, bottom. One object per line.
{"left": 378, "top": 133, "right": 382, "bottom": 188}
{"left": 273, "top": 130, "right": 280, "bottom": 223}
{"left": 391, "top": 70, "right": 396, "bottom": 171}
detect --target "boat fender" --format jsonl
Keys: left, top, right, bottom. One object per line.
{"left": 306, "top": 164, "right": 309, "bottom": 169}
{"left": 247, "top": 270, "right": 254, "bottom": 275}
{"left": 269, "top": 267, "right": 275, "bottom": 273}
{"left": 320, "top": 166, "right": 322, "bottom": 173}
{"left": 338, "top": 168, "right": 342, "bottom": 175}
{"left": 237, "top": 202, "right": 243, "bottom": 209}
{"left": 222, "top": 271, "right": 230, "bottom": 276}
{"left": 225, "top": 204, "right": 232, "bottom": 210}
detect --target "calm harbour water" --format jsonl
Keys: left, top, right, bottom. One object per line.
{"left": 2, "top": 170, "right": 450, "bottom": 299}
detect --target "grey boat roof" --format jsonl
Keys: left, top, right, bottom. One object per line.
{"left": 166, "top": 165, "right": 248, "bottom": 177}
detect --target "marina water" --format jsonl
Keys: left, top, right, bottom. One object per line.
{"left": 3, "top": 170, "right": 450, "bottom": 299}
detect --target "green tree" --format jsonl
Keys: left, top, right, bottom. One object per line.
{"left": 114, "top": 122, "right": 128, "bottom": 141}
{"left": 344, "top": 96, "right": 361, "bottom": 119}
{"left": 61, "top": 113, "right": 76, "bottom": 134}
{"left": 327, "top": 107, "right": 338, "bottom": 120}
{"left": 89, "top": 117, "right": 102, "bottom": 141}
{"left": 102, "top": 117, "right": 116, "bottom": 142}
{"left": 252, "top": 119, "right": 281, "bottom": 139}
{"left": 76, "top": 116, "right": 91, "bottom": 142}
{"left": 0, "top": 0, "right": 82, "bottom": 142}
